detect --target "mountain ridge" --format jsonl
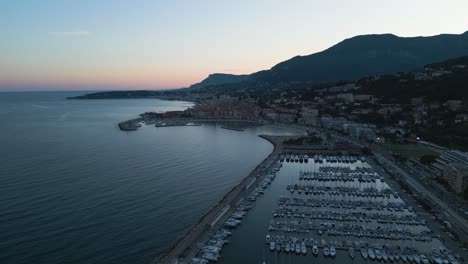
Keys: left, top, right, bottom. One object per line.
{"left": 188, "top": 73, "right": 249, "bottom": 90}
{"left": 190, "top": 31, "right": 468, "bottom": 88}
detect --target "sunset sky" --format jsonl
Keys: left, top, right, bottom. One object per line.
{"left": 1, "top": 0, "right": 467, "bottom": 91}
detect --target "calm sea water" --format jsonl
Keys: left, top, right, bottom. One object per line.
{"left": 0, "top": 92, "right": 304, "bottom": 264}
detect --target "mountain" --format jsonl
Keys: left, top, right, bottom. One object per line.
{"left": 249, "top": 31, "right": 468, "bottom": 84}
{"left": 67, "top": 90, "right": 162, "bottom": 99}
{"left": 188, "top": 73, "right": 249, "bottom": 89}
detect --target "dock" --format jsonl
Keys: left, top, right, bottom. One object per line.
{"left": 153, "top": 135, "right": 286, "bottom": 264}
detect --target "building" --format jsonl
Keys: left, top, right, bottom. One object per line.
{"left": 455, "top": 114, "right": 468, "bottom": 123}
{"left": 354, "top": 94, "right": 373, "bottom": 101}
{"left": 443, "top": 100, "right": 463, "bottom": 111}
{"left": 336, "top": 93, "right": 354, "bottom": 103}
{"left": 278, "top": 113, "right": 295, "bottom": 123}
{"left": 299, "top": 107, "right": 319, "bottom": 125}
{"left": 442, "top": 163, "right": 468, "bottom": 194}
{"left": 434, "top": 150, "right": 468, "bottom": 194}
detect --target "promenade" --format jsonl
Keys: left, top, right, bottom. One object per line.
{"left": 153, "top": 135, "right": 290, "bottom": 264}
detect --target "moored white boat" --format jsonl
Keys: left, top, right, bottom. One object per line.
{"left": 361, "top": 249, "right": 369, "bottom": 260}
{"left": 420, "top": 255, "right": 429, "bottom": 264}
{"left": 270, "top": 242, "right": 275, "bottom": 251}
{"left": 312, "top": 245, "right": 319, "bottom": 256}
{"left": 401, "top": 254, "right": 408, "bottom": 263}
{"left": 414, "top": 254, "right": 421, "bottom": 264}
{"left": 349, "top": 247, "right": 355, "bottom": 259}
{"left": 300, "top": 242, "right": 307, "bottom": 255}
{"left": 368, "top": 248, "right": 376, "bottom": 261}
{"left": 382, "top": 251, "right": 388, "bottom": 262}
{"left": 375, "top": 250, "right": 382, "bottom": 261}
{"left": 432, "top": 256, "right": 443, "bottom": 264}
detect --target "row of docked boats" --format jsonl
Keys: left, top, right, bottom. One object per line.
{"left": 319, "top": 165, "right": 374, "bottom": 173}
{"left": 360, "top": 248, "right": 458, "bottom": 264}
{"left": 319, "top": 155, "right": 365, "bottom": 163}
{"left": 224, "top": 169, "right": 279, "bottom": 229}
{"left": 268, "top": 240, "right": 308, "bottom": 255}
{"left": 280, "top": 154, "right": 367, "bottom": 164}
{"left": 298, "top": 171, "right": 383, "bottom": 183}
{"left": 271, "top": 208, "right": 425, "bottom": 226}
{"left": 192, "top": 159, "right": 284, "bottom": 264}
{"left": 264, "top": 233, "right": 457, "bottom": 264}
{"left": 277, "top": 196, "right": 407, "bottom": 211}
{"left": 286, "top": 184, "right": 396, "bottom": 198}
{"left": 258, "top": 158, "right": 459, "bottom": 264}
{"left": 266, "top": 235, "right": 337, "bottom": 257}
{"left": 281, "top": 154, "right": 309, "bottom": 163}
{"left": 193, "top": 229, "right": 232, "bottom": 263}
{"left": 267, "top": 221, "right": 432, "bottom": 242}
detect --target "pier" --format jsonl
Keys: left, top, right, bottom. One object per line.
{"left": 153, "top": 135, "right": 287, "bottom": 264}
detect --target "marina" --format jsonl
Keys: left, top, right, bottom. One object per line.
{"left": 190, "top": 154, "right": 461, "bottom": 264}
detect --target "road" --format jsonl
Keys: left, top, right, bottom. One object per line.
{"left": 329, "top": 131, "right": 468, "bottom": 238}
{"left": 403, "top": 160, "right": 468, "bottom": 215}
{"left": 374, "top": 152, "right": 468, "bottom": 237}
{"left": 370, "top": 159, "right": 468, "bottom": 260}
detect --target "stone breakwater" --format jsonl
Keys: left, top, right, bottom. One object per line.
{"left": 117, "top": 117, "right": 265, "bottom": 131}
{"left": 118, "top": 118, "right": 143, "bottom": 131}
{"left": 154, "top": 136, "right": 287, "bottom": 264}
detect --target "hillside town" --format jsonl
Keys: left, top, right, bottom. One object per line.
{"left": 112, "top": 56, "right": 468, "bottom": 264}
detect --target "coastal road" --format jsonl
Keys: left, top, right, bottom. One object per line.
{"left": 370, "top": 158, "right": 468, "bottom": 260}
{"left": 374, "top": 152, "right": 468, "bottom": 237}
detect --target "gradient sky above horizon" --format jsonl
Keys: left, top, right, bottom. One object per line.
{"left": 1, "top": 0, "right": 468, "bottom": 91}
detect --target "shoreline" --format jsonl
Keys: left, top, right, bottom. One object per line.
{"left": 153, "top": 134, "right": 362, "bottom": 264}
{"left": 119, "top": 117, "right": 267, "bottom": 131}
{"left": 154, "top": 135, "right": 287, "bottom": 264}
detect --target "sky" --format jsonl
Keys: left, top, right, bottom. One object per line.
{"left": 1, "top": 0, "right": 467, "bottom": 91}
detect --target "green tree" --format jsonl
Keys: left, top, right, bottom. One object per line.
{"left": 419, "top": 154, "right": 438, "bottom": 165}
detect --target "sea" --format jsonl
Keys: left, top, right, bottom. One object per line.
{"left": 0, "top": 91, "right": 305, "bottom": 264}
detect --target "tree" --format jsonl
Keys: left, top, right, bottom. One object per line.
{"left": 419, "top": 154, "right": 438, "bottom": 165}
{"left": 361, "top": 147, "right": 372, "bottom": 155}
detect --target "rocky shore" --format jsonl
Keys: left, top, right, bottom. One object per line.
{"left": 118, "top": 118, "right": 143, "bottom": 131}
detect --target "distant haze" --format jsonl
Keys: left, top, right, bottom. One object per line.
{"left": 1, "top": 0, "right": 467, "bottom": 91}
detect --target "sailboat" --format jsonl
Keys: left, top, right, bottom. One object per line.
{"left": 349, "top": 247, "right": 355, "bottom": 259}
{"left": 312, "top": 245, "right": 319, "bottom": 256}
{"left": 361, "top": 249, "right": 369, "bottom": 260}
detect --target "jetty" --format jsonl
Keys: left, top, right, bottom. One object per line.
{"left": 220, "top": 126, "right": 245, "bottom": 132}
{"left": 118, "top": 118, "right": 142, "bottom": 131}
{"left": 153, "top": 136, "right": 288, "bottom": 264}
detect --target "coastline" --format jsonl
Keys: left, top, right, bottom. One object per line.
{"left": 119, "top": 117, "right": 266, "bottom": 131}
{"left": 154, "top": 135, "right": 287, "bottom": 264}
{"left": 112, "top": 99, "right": 308, "bottom": 263}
